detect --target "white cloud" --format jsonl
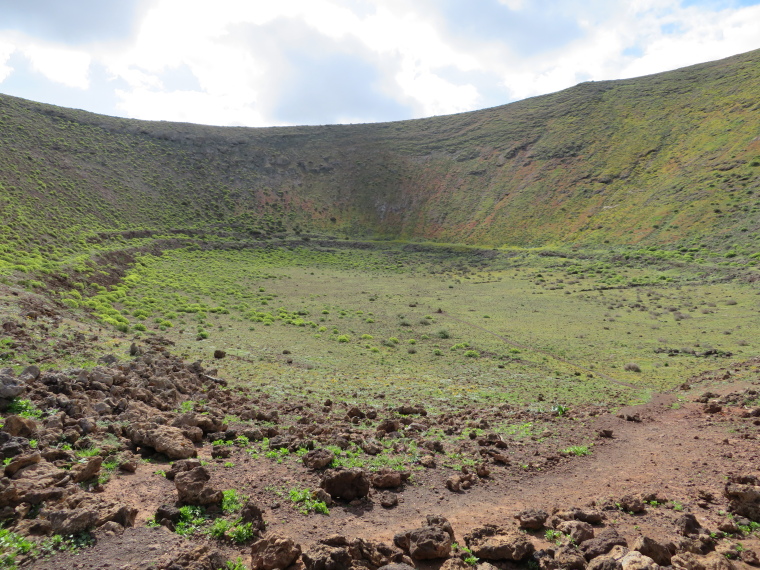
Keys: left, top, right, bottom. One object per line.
{"left": 0, "top": 41, "right": 14, "bottom": 83}
{"left": 495, "top": 1, "right": 760, "bottom": 102}
{"left": 2, "top": 0, "right": 760, "bottom": 125}
{"left": 396, "top": 60, "right": 481, "bottom": 116}
{"left": 24, "top": 43, "right": 91, "bottom": 89}
{"left": 114, "top": 87, "right": 269, "bottom": 126}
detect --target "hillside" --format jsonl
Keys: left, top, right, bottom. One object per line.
{"left": 1, "top": 49, "right": 760, "bottom": 569}
{"left": 1, "top": 49, "right": 760, "bottom": 278}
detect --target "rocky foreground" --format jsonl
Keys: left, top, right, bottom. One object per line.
{"left": 0, "top": 332, "right": 759, "bottom": 569}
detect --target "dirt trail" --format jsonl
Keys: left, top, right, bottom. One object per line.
{"left": 87, "top": 390, "right": 755, "bottom": 549}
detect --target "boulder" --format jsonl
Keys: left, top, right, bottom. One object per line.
{"left": 395, "top": 516, "right": 455, "bottom": 560}
{"left": 373, "top": 468, "right": 409, "bottom": 489}
{"left": 250, "top": 534, "right": 302, "bottom": 570}
{"left": 675, "top": 514, "right": 703, "bottom": 537}
{"left": 464, "top": 525, "right": 533, "bottom": 562}
{"left": 469, "top": 532, "right": 533, "bottom": 561}
{"left": 2, "top": 415, "right": 37, "bottom": 438}
{"left": 346, "top": 537, "right": 409, "bottom": 569}
{"left": 131, "top": 425, "right": 197, "bottom": 459}
{"left": 71, "top": 456, "right": 102, "bottom": 484}
{"left": 580, "top": 528, "right": 628, "bottom": 561}
{"left": 724, "top": 477, "right": 760, "bottom": 522}
{"left": 515, "top": 508, "right": 549, "bottom": 530}
{"left": 303, "top": 449, "right": 335, "bottom": 470}
{"left": 619, "top": 494, "right": 646, "bottom": 513}
{"left": 3, "top": 452, "right": 41, "bottom": 478}
{"left": 174, "top": 466, "right": 222, "bottom": 506}
{"left": 671, "top": 551, "right": 736, "bottom": 570}
{"left": 557, "top": 520, "right": 594, "bottom": 544}
{"left": 46, "top": 508, "right": 99, "bottom": 534}
{"left": 620, "top": 550, "right": 660, "bottom": 570}
{"left": 555, "top": 545, "right": 587, "bottom": 569}
{"left": 380, "top": 492, "right": 398, "bottom": 508}
{"left": 95, "top": 503, "right": 138, "bottom": 528}
{"left": 588, "top": 545, "right": 629, "bottom": 570}
{"left": 302, "top": 544, "right": 353, "bottom": 570}
{"left": 166, "top": 458, "right": 202, "bottom": 480}
{"left": 320, "top": 468, "right": 370, "bottom": 501}
{"left": 240, "top": 500, "right": 266, "bottom": 533}
{"left": 632, "top": 536, "right": 672, "bottom": 566}
{"left": 0, "top": 375, "right": 25, "bottom": 401}
{"left": 407, "top": 526, "right": 452, "bottom": 560}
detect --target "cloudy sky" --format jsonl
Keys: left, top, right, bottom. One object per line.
{"left": 0, "top": 0, "right": 758, "bottom": 127}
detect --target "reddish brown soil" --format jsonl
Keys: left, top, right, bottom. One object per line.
{"left": 32, "top": 380, "right": 760, "bottom": 569}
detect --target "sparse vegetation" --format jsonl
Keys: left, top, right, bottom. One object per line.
{"left": 0, "top": 50, "right": 759, "bottom": 570}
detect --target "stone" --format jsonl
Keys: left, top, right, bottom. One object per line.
{"left": 166, "top": 458, "right": 202, "bottom": 480}
{"left": 425, "top": 515, "right": 454, "bottom": 539}
{"left": 95, "top": 503, "right": 138, "bottom": 528}
{"left": 373, "top": 468, "right": 408, "bottom": 489}
{"left": 131, "top": 425, "right": 197, "bottom": 460}
{"left": 302, "top": 544, "right": 353, "bottom": 570}
{"left": 587, "top": 545, "right": 629, "bottom": 570}
{"left": 346, "top": 536, "right": 409, "bottom": 569}
{"left": 407, "top": 526, "right": 452, "bottom": 560}
{"left": 632, "top": 536, "right": 672, "bottom": 566}
{"left": 558, "top": 520, "right": 595, "bottom": 543}
{"left": 675, "top": 514, "right": 703, "bottom": 537}
{"left": 619, "top": 494, "right": 646, "bottom": 513}
{"left": 156, "top": 504, "right": 181, "bottom": 526}
{"left": 0, "top": 376, "right": 25, "bottom": 401}
{"left": 469, "top": 532, "right": 534, "bottom": 561}
{"left": 380, "top": 492, "right": 398, "bottom": 508}
{"left": 580, "top": 528, "right": 628, "bottom": 561}
{"left": 620, "top": 550, "right": 660, "bottom": 570}
{"left": 71, "top": 455, "right": 102, "bottom": 484}
{"left": 420, "top": 455, "right": 436, "bottom": 468}
{"left": 46, "top": 508, "right": 99, "bottom": 534}
{"left": 555, "top": 545, "right": 587, "bottom": 569}
{"left": 724, "top": 478, "right": 760, "bottom": 522}
{"left": 303, "top": 448, "right": 335, "bottom": 470}
{"left": 240, "top": 500, "right": 266, "bottom": 533}
{"left": 18, "top": 366, "right": 40, "bottom": 382}
{"left": 250, "top": 534, "right": 302, "bottom": 570}
{"left": 2, "top": 415, "right": 37, "bottom": 438}
{"left": 671, "top": 551, "right": 736, "bottom": 570}
{"left": 3, "top": 452, "right": 41, "bottom": 477}
{"left": 320, "top": 468, "right": 370, "bottom": 501}
{"left": 174, "top": 466, "right": 222, "bottom": 506}
{"left": 515, "top": 508, "right": 549, "bottom": 530}
{"left": 211, "top": 444, "right": 232, "bottom": 459}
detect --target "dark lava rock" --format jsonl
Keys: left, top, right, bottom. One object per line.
{"left": 320, "top": 468, "right": 370, "bottom": 501}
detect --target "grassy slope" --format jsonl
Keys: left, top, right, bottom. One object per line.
{"left": 1, "top": 48, "right": 759, "bottom": 271}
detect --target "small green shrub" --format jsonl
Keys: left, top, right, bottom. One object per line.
{"left": 225, "top": 557, "right": 248, "bottom": 570}
{"left": 228, "top": 522, "right": 255, "bottom": 543}
{"left": 288, "top": 488, "right": 329, "bottom": 515}
{"left": 6, "top": 399, "right": 42, "bottom": 419}
{"left": 175, "top": 505, "right": 207, "bottom": 537}
{"left": 562, "top": 445, "right": 591, "bottom": 456}
{"left": 209, "top": 518, "right": 232, "bottom": 539}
